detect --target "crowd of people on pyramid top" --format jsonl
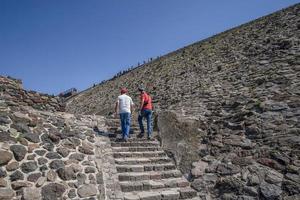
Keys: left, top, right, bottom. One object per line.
{"left": 114, "top": 86, "right": 153, "bottom": 141}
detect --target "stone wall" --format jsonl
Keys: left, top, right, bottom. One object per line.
{"left": 0, "top": 76, "right": 64, "bottom": 112}
{"left": 66, "top": 4, "right": 300, "bottom": 199}
{"left": 0, "top": 85, "right": 111, "bottom": 199}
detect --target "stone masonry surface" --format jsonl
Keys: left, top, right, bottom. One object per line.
{"left": 66, "top": 4, "right": 300, "bottom": 199}
{"left": 0, "top": 76, "right": 113, "bottom": 199}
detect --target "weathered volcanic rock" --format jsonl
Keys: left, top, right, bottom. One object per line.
{"left": 10, "top": 145, "right": 27, "bottom": 161}
{"left": 23, "top": 132, "right": 40, "bottom": 143}
{"left": 34, "top": 149, "right": 46, "bottom": 156}
{"left": 49, "top": 160, "right": 64, "bottom": 170}
{"left": 11, "top": 181, "right": 32, "bottom": 190}
{"left": 41, "top": 183, "right": 66, "bottom": 200}
{"left": 11, "top": 122, "right": 30, "bottom": 133}
{"left": 0, "top": 150, "right": 13, "bottom": 165}
{"left": 10, "top": 170, "right": 24, "bottom": 181}
{"left": 38, "top": 157, "right": 48, "bottom": 165}
{"left": 0, "top": 168, "right": 7, "bottom": 178}
{"left": 56, "top": 147, "right": 70, "bottom": 157}
{"left": 27, "top": 172, "right": 42, "bottom": 182}
{"left": 260, "top": 181, "right": 282, "bottom": 199}
{"left": 77, "top": 184, "right": 97, "bottom": 198}
{"left": 68, "top": 189, "right": 77, "bottom": 198}
{"left": 22, "top": 188, "right": 42, "bottom": 200}
{"left": 46, "top": 170, "right": 57, "bottom": 181}
{"left": 0, "top": 188, "right": 14, "bottom": 199}
{"left": 45, "top": 152, "right": 62, "bottom": 159}
{"left": 6, "top": 161, "right": 19, "bottom": 171}
{"left": 20, "top": 161, "right": 38, "bottom": 173}
{"left": 69, "top": 153, "right": 85, "bottom": 161}
{"left": 0, "top": 131, "right": 16, "bottom": 142}
{"left": 57, "top": 167, "right": 76, "bottom": 180}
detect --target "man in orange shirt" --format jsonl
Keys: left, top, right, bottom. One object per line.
{"left": 137, "top": 86, "right": 153, "bottom": 139}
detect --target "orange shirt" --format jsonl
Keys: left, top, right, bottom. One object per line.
{"left": 141, "top": 92, "right": 153, "bottom": 110}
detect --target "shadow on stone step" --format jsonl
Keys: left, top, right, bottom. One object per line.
{"left": 93, "top": 126, "right": 112, "bottom": 137}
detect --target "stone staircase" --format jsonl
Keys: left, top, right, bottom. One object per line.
{"left": 106, "top": 118, "right": 199, "bottom": 200}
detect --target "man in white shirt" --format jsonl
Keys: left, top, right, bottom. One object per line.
{"left": 115, "top": 88, "right": 134, "bottom": 141}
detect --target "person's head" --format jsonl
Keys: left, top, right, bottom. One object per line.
{"left": 138, "top": 86, "right": 145, "bottom": 93}
{"left": 120, "top": 88, "right": 127, "bottom": 94}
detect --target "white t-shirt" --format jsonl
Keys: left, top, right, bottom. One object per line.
{"left": 117, "top": 94, "right": 134, "bottom": 113}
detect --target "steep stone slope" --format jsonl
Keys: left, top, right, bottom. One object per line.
{"left": 66, "top": 4, "right": 299, "bottom": 116}
{"left": 66, "top": 4, "right": 300, "bottom": 200}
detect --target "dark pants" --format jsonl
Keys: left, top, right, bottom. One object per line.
{"left": 138, "top": 109, "right": 152, "bottom": 136}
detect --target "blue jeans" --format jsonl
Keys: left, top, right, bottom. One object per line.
{"left": 119, "top": 112, "right": 131, "bottom": 139}
{"left": 138, "top": 109, "right": 152, "bottom": 136}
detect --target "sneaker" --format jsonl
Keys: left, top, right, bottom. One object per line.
{"left": 147, "top": 135, "right": 152, "bottom": 140}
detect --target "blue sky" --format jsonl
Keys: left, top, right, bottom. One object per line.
{"left": 0, "top": 0, "right": 299, "bottom": 95}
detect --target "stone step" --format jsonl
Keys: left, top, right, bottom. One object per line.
{"left": 116, "top": 163, "right": 176, "bottom": 173}
{"left": 123, "top": 187, "right": 198, "bottom": 200}
{"left": 112, "top": 146, "right": 162, "bottom": 152}
{"left": 111, "top": 137, "right": 157, "bottom": 142}
{"left": 111, "top": 141, "right": 160, "bottom": 147}
{"left": 118, "top": 170, "right": 182, "bottom": 181}
{"left": 115, "top": 157, "right": 172, "bottom": 165}
{"left": 120, "top": 178, "right": 190, "bottom": 192}
{"left": 113, "top": 151, "right": 166, "bottom": 158}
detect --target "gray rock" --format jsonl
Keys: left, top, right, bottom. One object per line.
{"left": 85, "top": 167, "right": 96, "bottom": 173}
{"left": 56, "top": 147, "right": 70, "bottom": 157}
{"left": 216, "top": 177, "right": 243, "bottom": 194}
{"left": 11, "top": 181, "right": 32, "bottom": 190}
{"left": 20, "top": 161, "right": 38, "bottom": 173}
{"left": 38, "top": 157, "right": 48, "bottom": 165}
{"left": 69, "top": 153, "right": 85, "bottom": 161}
{"left": 77, "top": 173, "right": 87, "bottom": 184}
{"left": 0, "top": 150, "right": 13, "bottom": 165}
{"left": 10, "top": 145, "right": 27, "bottom": 161}
{"left": 36, "top": 177, "right": 46, "bottom": 187}
{"left": 57, "top": 167, "right": 76, "bottom": 180}
{"left": 27, "top": 154, "right": 36, "bottom": 160}
{"left": 42, "top": 142, "right": 54, "bottom": 151}
{"left": 0, "top": 178, "right": 7, "bottom": 187}
{"left": 0, "top": 168, "right": 7, "bottom": 178}
{"left": 265, "top": 169, "right": 283, "bottom": 185}
{"left": 49, "top": 160, "right": 64, "bottom": 170}
{"left": 27, "top": 172, "right": 42, "bottom": 182}
{"left": 11, "top": 123, "right": 30, "bottom": 133}
{"left": 283, "top": 179, "right": 300, "bottom": 195}
{"left": 68, "top": 188, "right": 77, "bottom": 198}
{"left": 77, "top": 184, "right": 97, "bottom": 198}
{"left": 10, "top": 170, "right": 24, "bottom": 181}
{"left": 259, "top": 181, "right": 282, "bottom": 199}
{"left": 0, "top": 116, "right": 10, "bottom": 125}
{"left": 0, "top": 188, "right": 15, "bottom": 199}
{"left": 46, "top": 170, "right": 57, "bottom": 181}
{"left": 41, "top": 183, "right": 66, "bottom": 200}
{"left": 39, "top": 165, "right": 48, "bottom": 172}
{"left": 6, "top": 161, "right": 20, "bottom": 171}
{"left": 23, "top": 132, "right": 40, "bottom": 143}
{"left": 45, "top": 152, "right": 61, "bottom": 159}
{"left": 34, "top": 149, "right": 46, "bottom": 156}
{"left": 0, "top": 131, "right": 16, "bottom": 142}
{"left": 22, "top": 187, "right": 42, "bottom": 200}
{"left": 216, "top": 163, "right": 240, "bottom": 175}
